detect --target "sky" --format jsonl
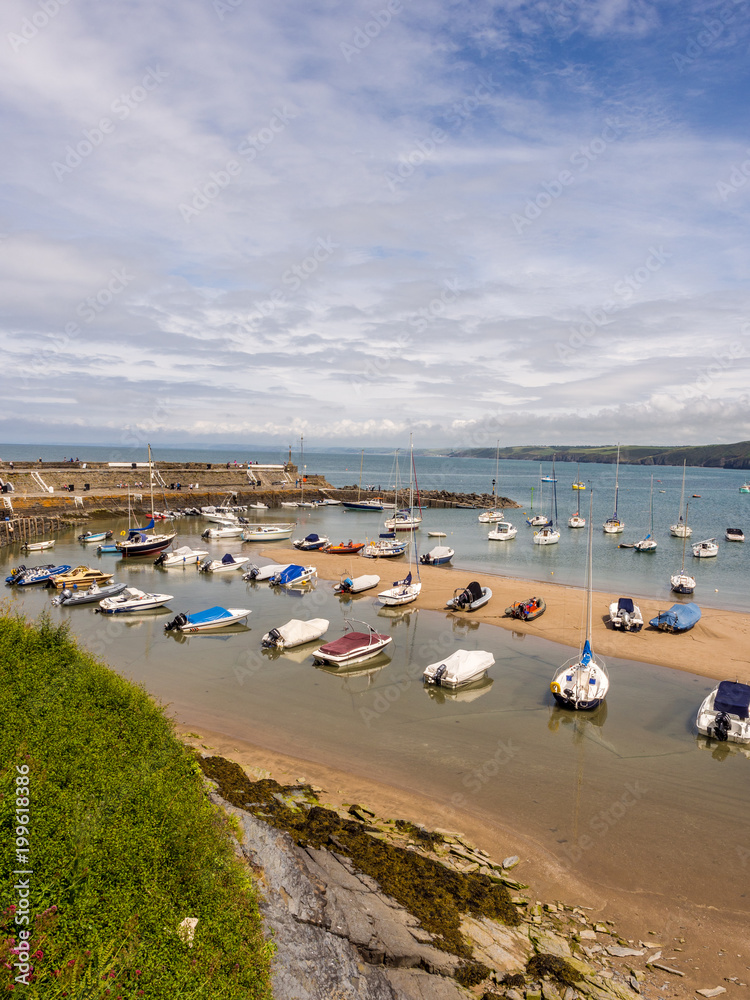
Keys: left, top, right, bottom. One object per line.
{"left": 2, "top": 0, "right": 749, "bottom": 450}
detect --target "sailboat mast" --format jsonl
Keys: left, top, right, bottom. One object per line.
{"left": 357, "top": 449, "right": 364, "bottom": 501}
{"left": 680, "top": 503, "right": 689, "bottom": 572}
{"left": 552, "top": 455, "right": 558, "bottom": 525}
{"left": 613, "top": 444, "right": 620, "bottom": 518}
{"left": 649, "top": 474, "right": 654, "bottom": 534}
{"left": 148, "top": 443, "right": 154, "bottom": 518}
{"left": 678, "top": 459, "right": 686, "bottom": 520}
{"left": 586, "top": 490, "right": 594, "bottom": 643}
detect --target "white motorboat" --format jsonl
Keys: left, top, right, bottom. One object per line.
{"left": 312, "top": 619, "right": 392, "bottom": 666}
{"left": 201, "top": 525, "right": 244, "bottom": 539}
{"left": 692, "top": 538, "right": 718, "bottom": 558}
{"left": 280, "top": 502, "right": 299, "bottom": 508}
{"left": 567, "top": 514, "right": 586, "bottom": 529}
{"left": 423, "top": 649, "right": 494, "bottom": 689}
{"left": 261, "top": 618, "right": 329, "bottom": 649}
{"left": 241, "top": 523, "right": 295, "bottom": 542}
{"left": 478, "top": 508, "right": 504, "bottom": 523}
{"left": 243, "top": 562, "right": 293, "bottom": 581}
{"left": 292, "top": 533, "right": 330, "bottom": 551}
{"left": 268, "top": 564, "right": 316, "bottom": 587}
{"left": 551, "top": 493, "right": 609, "bottom": 710}
{"left": 696, "top": 681, "right": 750, "bottom": 744}
{"left": 419, "top": 545, "right": 454, "bottom": 565}
{"left": 725, "top": 527, "right": 745, "bottom": 542}
{"left": 445, "top": 581, "right": 491, "bottom": 612}
{"left": 78, "top": 530, "right": 113, "bottom": 544}
{"left": 198, "top": 553, "right": 249, "bottom": 573}
{"left": 670, "top": 460, "right": 693, "bottom": 537}
{"left": 533, "top": 526, "right": 560, "bottom": 545}
{"left": 488, "top": 522, "right": 516, "bottom": 541}
{"left": 670, "top": 502, "right": 696, "bottom": 593}
{"left": 378, "top": 571, "right": 421, "bottom": 607}
{"left": 154, "top": 546, "right": 209, "bottom": 567}
{"left": 333, "top": 574, "right": 380, "bottom": 594}
{"left": 21, "top": 539, "right": 55, "bottom": 551}
{"left": 202, "top": 512, "right": 242, "bottom": 525}
{"left": 362, "top": 533, "right": 408, "bottom": 558}
{"left": 602, "top": 444, "right": 624, "bottom": 533}
{"left": 96, "top": 588, "right": 173, "bottom": 614}
{"left": 248, "top": 502, "right": 269, "bottom": 510}
{"left": 164, "top": 606, "right": 251, "bottom": 632}
{"left": 608, "top": 596, "right": 644, "bottom": 632}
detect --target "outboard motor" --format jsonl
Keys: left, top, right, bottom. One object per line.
{"left": 198, "top": 557, "right": 212, "bottom": 573}
{"left": 201, "top": 528, "right": 210, "bottom": 539}
{"left": 341, "top": 577, "right": 354, "bottom": 593}
{"left": 433, "top": 663, "right": 448, "bottom": 686}
{"left": 154, "top": 552, "right": 166, "bottom": 566}
{"left": 165, "top": 612, "right": 189, "bottom": 633}
{"left": 244, "top": 564, "right": 260, "bottom": 580}
{"left": 261, "top": 627, "right": 282, "bottom": 649}
{"left": 713, "top": 712, "right": 731, "bottom": 742}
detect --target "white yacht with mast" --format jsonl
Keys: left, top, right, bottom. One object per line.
{"left": 602, "top": 444, "right": 624, "bottom": 533}
{"left": 670, "top": 460, "right": 692, "bottom": 537}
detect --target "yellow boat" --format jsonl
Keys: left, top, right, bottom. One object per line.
{"left": 50, "top": 566, "right": 114, "bottom": 589}
{"left": 572, "top": 481, "right": 586, "bottom": 490}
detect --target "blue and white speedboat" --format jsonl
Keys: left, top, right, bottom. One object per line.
{"left": 419, "top": 545, "right": 454, "bottom": 566}
{"left": 268, "top": 564, "right": 316, "bottom": 587}
{"left": 6, "top": 564, "right": 71, "bottom": 586}
{"left": 164, "top": 606, "right": 251, "bottom": 632}
{"left": 292, "top": 533, "right": 330, "bottom": 551}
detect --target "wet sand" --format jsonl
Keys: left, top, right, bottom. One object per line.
{"left": 264, "top": 545, "right": 750, "bottom": 685}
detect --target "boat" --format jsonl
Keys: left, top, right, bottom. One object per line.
{"left": 488, "top": 521, "right": 517, "bottom": 541}
{"left": 242, "top": 562, "right": 292, "bottom": 581}
{"left": 740, "top": 482, "right": 750, "bottom": 494}
{"left": 78, "top": 530, "right": 113, "bottom": 543}
{"left": 154, "top": 546, "right": 209, "bottom": 567}
{"left": 478, "top": 508, "right": 504, "bottom": 523}
{"left": 248, "top": 502, "right": 269, "bottom": 510}
{"left": 268, "top": 564, "right": 316, "bottom": 587}
{"left": 725, "top": 527, "right": 745, "bottom": 542}
{"left": 696, "top": 681, "right": 750, "bottom": 744}
{"left": 533, "top": 457, "right": 560, "bottom": 543}
{"left": 424, "top": 676, "right": 493, "bottom": 704}
{"left": 568, "top": 466, "right": 586, "bottom": 528}
{"left": 21, "top": 539, "right": 55, "bottom": 551}
{"left": 384, "top": 440, "right": 423, "bottom": 531}
{"left": 198, "top": 553, "right": 250, "bottom": 573}
{"left": 445, "top": 581, "right": 492, "bottom": 612}
{"left": 670, "top": 503, "right": 696, "bottom": 593}
{"left": 333, "top": 574, "right": 380, "bottom": 595}
{"left": 201, "top": 525, "right": 244, "bottom": 539}
{"left": 342, "top": 450, "right": 385, "bottom": 511}
{"left": 164, "top": 606, "right": 252, "bottom": 632}
{"left": 361, "top": 533, "right": 408, "bottom": 558}
{"left": 634, "top": 475, "right": 657, "bottom": 552}
{"left": 324, "top": 540, "right": 365, "bottom": 554}
{"left": 97, "top": 544, "right": 120, "bottom": 554}
{"left": 116, "top": 449, "right": 177, "bottom": 556}
{"left": 527, "top": 465, "right": 551, "bottom": 526}
{"left": 572, "top": 462, "right": 585, "bottom": 490}
{"left": 6, "top": 564, "right": 70, "bottom": 586}
{"left": 280, "top": 501, "right": 298, "bottom": 509}
{"left": 49, "top": 566, "right": 114, "bottom": 590}
{"left": 241, "top": 523, "right": 295, "bottom": 542}
{"left": 419, "top": 545, "right": 454, "bottom": 565}
{"left": 260, "top": 618, "right": 329, "bottom": 649}
{"left": 550, "top": 493, "right": 609, "bottom": 710}
{"left": 378, "top": 570, "right": 421, "bottom": 607}
{"left": 292, "top": 533, "right": 330, "bottom": 551}
{"left": 95, "top": 588, "right": 173, "bottom": 614}
{"left": 51, "top": 581, "right": 127, "bottom": 606}
{"left": 422, "top": 649, "right": 494, "bottom": 689}
{"left": 692, "top": 538, "right": 718, "bottom": 558}
{"left": 607, "top": 596, "right": 644, "bottom": 632}
{"left": 504, "top": 596, "right": 546, "bottom": 621}
{"left": 533, "top": 525, "right": 560, "bottom": 545}
{"left": 670, "top": 460, "right": 693, "bottom": 537}
{"left": 649, "top": 602, "right": 701, "bottom": 632}
{"left": 312, "top": 619, "right": 392, "bottom": 666}
{"left": 602, "top": 444, "right": 624, "bottom": 533}
{"left": 427, "top": 531, "right": 447, "bottom": 538}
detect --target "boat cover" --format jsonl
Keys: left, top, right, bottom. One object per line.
{"left": 304, "top": 534, "right": 320, "bottom": 542}
{"left": 379, "top": 532, "right": 397, "bottom": 539}
{"left": 221, "top": 553, "right": 236, "bottom": 564}
{"left": 274, "top": 564, "right": 307, "bottom": 585}
{"left": 424, "top": 649, "right": 494, "bottom": 687}
{"left": 273, "top": 618, "right": 329, "bottom": 646}
{"left": 169, "top": 546, "right": 197, "bottom": 558}
{"left": 714, "top": 681, "right": 750, "bottom": 719}
{"left": 649, "top": 602, "right": 701, "bottom": 631}
{"left": 617, "top": 597, "right": 635, "bottom": 614}
{"left": 187, "top": 606, "right": 233, "bottom": 625}
{"left": 427, "top": 546, "right": 453, "bottom": 560}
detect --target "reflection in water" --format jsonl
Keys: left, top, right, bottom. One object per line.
{"left": 424, "top": 676, "right": 494, "bottom": 705}
{"left": 696, "top": 735, "right": 750, "bottom": 762}
{"left": 448, "top": 614, "right": 480, "bottom": 633}
{"left": 166, "top": 623, "right": 252, "bottom": 644}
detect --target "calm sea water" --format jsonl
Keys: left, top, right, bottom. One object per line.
{"left": 2, "top": 519, "right": 749, "bottom": 923}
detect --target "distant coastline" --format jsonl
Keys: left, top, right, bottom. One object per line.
{"left": 441, "top": 440, "right": 750, "bottom": 469}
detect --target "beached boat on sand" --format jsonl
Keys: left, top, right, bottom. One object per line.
{"left": 312, "top": 620, "right": 392, "bottom": 666}
{"left": 608, "top": 597, "right": 644, "bottom": 632}
{"left": 445, "top": 581, "right": 491, "bottom": 612}
{"left": 333, "top": 574, "right": 380, "bottom": 595}
{"left": 378, "top": 571, "right": 421, "bottom": 607}
{"left": 292, "top": 533, "right": 330, "bottom": 551}
{"left": 325, "top": 540, "right": 365, "bottom": 554}
{"left": 505, "top": 596, "right": 545, "bottom": 621}
{"left": 419, "top": 545, "right": 454, "bottom": 565}
{"left": 649, "top": 602, "right": 701, "bottom": 632}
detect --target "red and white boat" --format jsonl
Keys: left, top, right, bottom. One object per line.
{"left": 312, "top": 620, "right": 392, "bottom": 666}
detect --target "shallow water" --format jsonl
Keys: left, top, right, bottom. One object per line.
{"left": 3, "top": 520, "right": 749, "bottom": 920}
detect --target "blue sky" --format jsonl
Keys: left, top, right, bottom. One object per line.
{"left": 2, "top": 0, "right": 749, "bottom": 449}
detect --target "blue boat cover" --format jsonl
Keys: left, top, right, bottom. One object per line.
{"left": 714, "top": 680, "right": 750, "bottom": 719}
{"left": 379, "top": 532, "right": 396, "bottom": 539}
{"left": 649, "top": 602, "right": 701, "bottom": 631}
{"left": 187, "top": 606, "right": 232, "bottom": 625}
{"left": 221, "top": 553, "right": 236, "bottom": 564}
{"left": 277, "top": 564, "right": 306, "bottom": 585}
{"left": 304, "top": 533, "right": 319, "bottom": 542}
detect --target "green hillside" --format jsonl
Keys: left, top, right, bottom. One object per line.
{"left": 443, "top": 442, "right": 750, "bottom": 469}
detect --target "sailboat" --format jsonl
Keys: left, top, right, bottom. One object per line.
{"left": 568, "top": 467, "right": 586, "bottom": 528}
{"left": 478, "top": 440, "right": 504, "bottom": 522}
{"left": 533, "top": 456, "right": 560, "bottom": 544}
{"left": 670, "top": 502, "right": 696, "bottom": 593}
{"left": 550, "top": 492, "right": 609, "bottom": 710}
{"left": 296, "top": 434, "right": 315, "bottom": 507}
{"left": 602, "top": 444, "right": 624, "bottom": 533}
{"left": 527, "top": 464, "right": 552, "bottom": 527}
{"left": 342, "top": 450, "right": 384, "bottom": 511}
{"left": 378, "top": 438, "right": 422, "bottom": 605}
{"left": 634, "top": 475, "right": 657, "bottom": 551}
{"left": 670, "top": 460, "right": 692, "bottom": 537}
{"left": 572, "top": 461, "right": 585, "bottom": 490}
{"left": 384, "top": 441, "right": 422, "bottom": 530}
{"left": 116, "top": 446, "right": 176, "bottom": 557}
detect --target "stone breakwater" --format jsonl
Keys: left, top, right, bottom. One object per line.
{"left": 197, "top": 754, "right": 698, "bottom": 1000}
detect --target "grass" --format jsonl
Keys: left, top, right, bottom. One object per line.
{"left": 0, "top": 610, "right": 273, "bottom": 999}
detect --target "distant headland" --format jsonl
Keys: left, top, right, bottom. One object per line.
{"left": 440, "top": 440, "right": 750, "bottom": 469}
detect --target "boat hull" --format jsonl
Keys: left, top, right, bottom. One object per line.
{"left": 117, "top": 533, "right": 176, "bottom": 556}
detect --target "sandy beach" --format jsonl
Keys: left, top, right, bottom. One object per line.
{"left": 262, "top": 545, "right": 750, "bottom": 685}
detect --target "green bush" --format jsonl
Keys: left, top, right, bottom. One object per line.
{"left": 0, "top": 611, "right": 273, "bottom": 999}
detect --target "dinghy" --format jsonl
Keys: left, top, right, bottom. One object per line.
{"left": 198, "top": 553, "right": 249, "bottom": 573}
{"left": 292, "top": 533, "right": 330, "bottom": 551}
{"left": 268, "top": 564, "right": 316, "bottom": 587}
{"left": 312, "top": 620, "right": 392, "bottom": 666}
{"left": 96, "top": 588, "right": 173, "bottom": 613}
{"left": 241, "top": 523, "right": 295, "bottom": 542}
{"left": 333, "top": 575, "right": 380, "bottom": 595}
{"left": 78, "top": 530, "right": 113, "bottom": 543}
{"left": 608, "top": 597, "right": 644, "bottom": 632}
{"left": 427, "top": 531, "right": 447, "bottom": 538}
{"left": 325, "top": 540, "right": 365, "bottom": 554}
{"left": 260, "top": 618, "right": 329, "bottom": 649}
{"left": 505, "top": 596, "right": 546, "bottom": 621}
{"left": 49, "top": 566, "right": 113, "bottom": 589}
{"left": 422, "top": 649, "right": 494, "bottom": 689}
{"left": 51, "top": 582, "right": 127, "bottom": 606}
{"left": 154, "top": 546, "right": 209, "bottom": 567}
{"left": 445, "top": 581, "right": 492, "bottom": 612}
{"left": 696, "top": 681, "right": 750, "bottom": 745}
{"left": 164, "top": 606, "right": 251, "bottom": 632}
{"left": 243, "top": 562, "right": 292, "bottom": 581}
{"left": 649, "top": 602, "right": 701, "bottom": 632}
{"left": 21, "top": 539, "right": 55, "bottom": 552}
{"left": 419, "top": 545, "right": 454, "bottom": 565}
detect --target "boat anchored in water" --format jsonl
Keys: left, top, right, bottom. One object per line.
{"left": 268, "top": 564, "right": 316, "bottom": 587}
{"left": 261, "top": 618, "right": 329, "bottom": 649}
{"left": 312, "top": 619, "right": 392, "bottom": 666}
{"left": 670, "top": 460, "right": 693, "bottom": 537}
{"left": 96, "top": 588, "right": 173, "bottom": 614}
{"left": 51, "top": 581, "right": 127, "bottom": 606}
{"left": 602, "top": 444, "right": 624, "bottom": 534}
{"left": 488, "top": 521, "right": 517, "bottom": 541}
{"left": 670, "top": 502, "right": 696, "bottom": 593}
{"left": 423, "top": 649, "right": 494, "bottom": 689}
{"left": 419, "top": 545, "right": 454, "bottom": 566}
{"left": 154, "top": 546, "right": 209, "bottom": 567}
{"left": 198, "top": 553, "right": 249, "bottom": 574}
{"left": 692, "top": 538, "right": 718, "bottom": 558}
{"left": 292, "top": 533, "right": 330, "bottom": 551}
{"left": 725, "top": 527, "right": 745, "bottom": 542}
{"left": 164, "top": 606, "right": 251, "bottom": 632}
